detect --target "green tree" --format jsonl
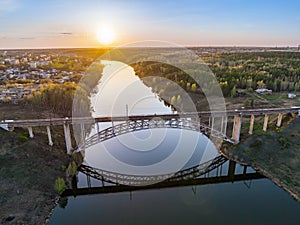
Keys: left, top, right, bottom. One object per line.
{"left": 191, "top": 83, "right": 197, "bottom": 92}
{"left": 231, "top": 86, "right": 236, "bottom": 98}
{"left": 294, "top": 83, "right": 299, "bottom": 93}
{"left": 170, "top": 96, "right": 176, "bottom": 106}
{"left": 176, "top": 95, "right": 182, "bottom": 104}
{"left": 54, "top": 178, "right": 67, "bottom": 195}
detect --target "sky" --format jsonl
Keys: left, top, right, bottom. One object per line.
{"left": 0, "top": 0, "right": 299, "bottom": 49}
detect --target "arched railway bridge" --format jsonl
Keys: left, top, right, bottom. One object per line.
{"left": 76, "top": 118, "right": 233, "bottom": 152}
{"left": 1, "top": 107, "right": 299, "bottom": 154}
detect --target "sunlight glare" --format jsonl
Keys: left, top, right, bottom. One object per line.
{"left": 96, "top": 26, "right": 115, "bottom": 45}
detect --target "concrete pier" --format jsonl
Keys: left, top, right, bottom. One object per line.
{"left": 223, "top": 116, "right": 227, "bottom": 135}
{"left": 63, "top": 123, "right": 73, "bottom": 155}
{"left": 277, "top": 113, "right": 283, "bottom": 127}
{"left": 28, "top": 126, "right": 34, "bottom": 138}
{"left": 231, "top": 115, "right": 242, "bottom": 143}
{"left": 263, "top": 114, "right": 269, "bottom": 132}
{"left": 211, "top": 117, "right": 215, "bottom": 130}
{"left": 249, "top": 114, "right": 255, "bottom": 134}
{"left": 221, "top": 117, "right": 224, "bottom": 135}
{"left": 46, "top": 126, "right": 53, "bottom": 146}
{"left": 80, "top": 123, "right": 86, "bottom": 151}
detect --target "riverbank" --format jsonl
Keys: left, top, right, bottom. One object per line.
{"left": 221, "top": 117, "right": 300, "bottom": 201}
{"left": 0, "top": 105, "right": 69, "bottom": 224}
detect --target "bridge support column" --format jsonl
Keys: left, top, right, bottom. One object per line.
{"left": 222, "top": 116, "right": 228, "bottom": 135}
{"left": 80, "top": 123, "right": 86, "bottom": 151}
{"left": 27, "top": 126, "right": 34, "bottom": 138}
{"left": 249, "top": 114, "right": 255, "bottom": 135}
{"left": 211, "top": 117, "right": 215, "bottom": 130}
{"left": 231, "top": 115, "right": 242, "bottom": 143}
{"left": 63, "top": 123, "right": 73, "bottom": 155}
{"left": 291, "top": 112, "right": 297, "bottom": 118}
{"left": 263, "top": 114, "right": 269, "bottom": 132}
{"left": 96, "top": 122, "right": 101, "bottom": 141}
{"left": 8, "top": 125, "right": 14, "bottom": 132}
{"left": 46, "top": 126, "right": 53, "bottom": 146}
{"left": 277, "top": 113, "right": 283, "bottom": 127}
{"left": 221, "top": 117, "right": 224, "bottom": 134}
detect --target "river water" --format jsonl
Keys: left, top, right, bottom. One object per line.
{"left": 48, "top": 61, "right": 300, "bottom": 225}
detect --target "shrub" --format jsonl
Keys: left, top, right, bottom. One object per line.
{"left": 72, "top": 152, "right": 83, "bottom": 165}
{"left": 19, "top": 135, "right": 29, "bottom": 142}
{"left": 67, "top": 161, "right": 78, "bottom": 177}
{"left": 54, "top": 177, "right": 67, "bottom": 195}
{"left": 278, "top": 136, "right": 289, "bottom": 149}
{"left": 250, "top": 138, "right": 263, "bottom": 148}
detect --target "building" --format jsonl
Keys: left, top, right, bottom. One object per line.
{"left": 288, "top": 93, "right": 297, "bottom": 99}
{"left": 255, "top": 88, "right": 272, "bottom": 94}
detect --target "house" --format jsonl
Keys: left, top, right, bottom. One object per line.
{"left": 17, "top": 74, "right": 27, "bottom": 79}
{"left": 255, "top": 88, "right": 272, "bottom": 94}
{"left": 288, "top": 93, "right": 297, "bottom": 99}
{"left": 28, "top": 62, "right": 37, "bottom": 68}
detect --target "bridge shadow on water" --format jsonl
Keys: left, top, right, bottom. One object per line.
{"left": 63, "top": 155, "right": 265, "bottom": 197}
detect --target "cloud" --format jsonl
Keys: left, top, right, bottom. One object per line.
{"left": 59, "top": 32, "right": 73, "bottom": 35}
{"left": 19, "top": 37, "right": 35, "bottom": 40}
{"left": 0, "top": 0, "right": 19, "bottom": 15}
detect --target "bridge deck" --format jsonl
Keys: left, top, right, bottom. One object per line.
{"left": 1, "top": 107, "right": 299, "bottom": 128}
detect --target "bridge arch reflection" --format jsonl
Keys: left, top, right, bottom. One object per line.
{"left": 63, "top": 156, "right": 264, "bottom": 197}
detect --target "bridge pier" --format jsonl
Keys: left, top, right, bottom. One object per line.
{"left": 46, "top": 126, "right": 53, "bottom": 146}
{"left": 249, "top": 114, "right": 255, "bottom": 134}
{"left": 231, "top": 115, "right": 242, "bottom": 143}
{"left": 211, "top": 117, "right": 215, "bottom": 130}
{"left": 277, "top": 113, "right": 283, "bottom": 127}
{"left": 263, "top": 114, "right": 269, "bottom": 132}
{"left": 81, "top": 123, "right": 86, "bottom": 151}
{"left": 27, "top": 126, "right": 34, "bottom": 138}
{"left": 63, "top": 123, "right": 73, "bottom": 155}
{"left": 222, "top": 116, "right": 227, "bottom": 135}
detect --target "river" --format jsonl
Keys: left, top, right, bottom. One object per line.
{"left": 48, "top": 61, "right": 300, "bottom": 225}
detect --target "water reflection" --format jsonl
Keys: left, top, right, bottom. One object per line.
{"left": 49, "top": 156, "right": 300, "bottom": 225}
{"left": 91, "top": 60, "right": 172, "bottom": 118}
{"left": 62, "top": 156, "right": 263, "bottom": 196}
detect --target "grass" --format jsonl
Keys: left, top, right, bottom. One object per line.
{"left": 223, "top": 117, "right": 300, "bottom": 201}
{"left": 0, "top": 104, "right": 69, "bottom": 224}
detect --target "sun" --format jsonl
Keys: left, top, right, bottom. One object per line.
{"left": 96, "top": 27, "right": 115, "bottom": 45}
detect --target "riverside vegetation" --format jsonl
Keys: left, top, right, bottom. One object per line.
{"left": 222, "top": 115, "right": 300, "bottom": 201}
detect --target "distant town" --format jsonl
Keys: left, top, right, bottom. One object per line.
{"left": 1, "top": 46, "right": 300, "bottom": 105}
{"left": 0, "top": 50, "right": 92, "bottom": 103}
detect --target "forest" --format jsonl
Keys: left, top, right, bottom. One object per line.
{"left": 8, "top": 49, "right": 300, "bottom": 114}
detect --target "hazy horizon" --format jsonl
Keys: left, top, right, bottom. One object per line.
{"left": 1, "top": 0, "right": 299, "bottom": 49}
